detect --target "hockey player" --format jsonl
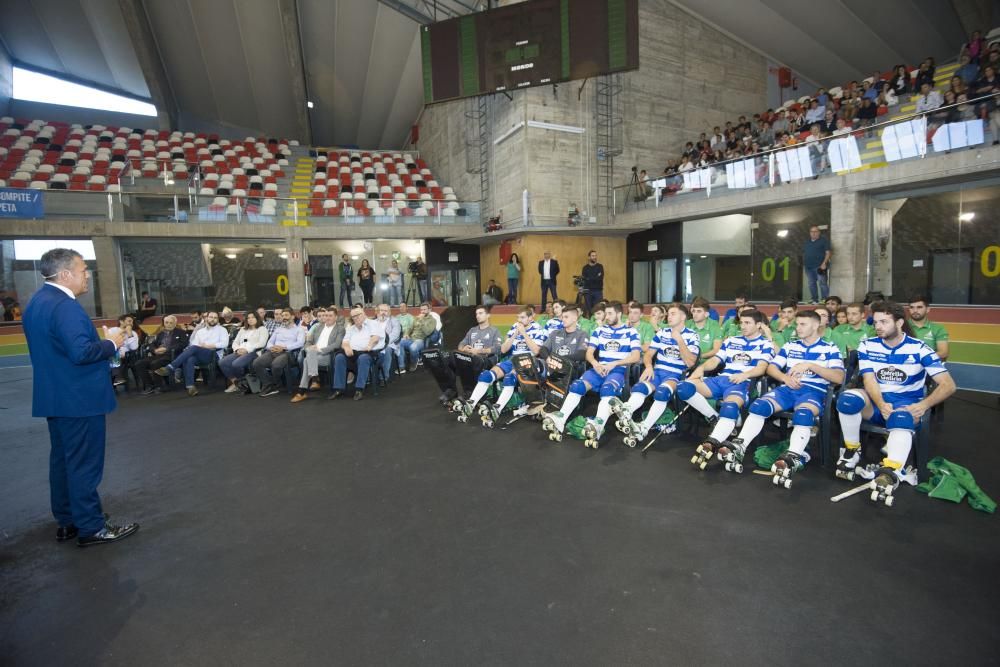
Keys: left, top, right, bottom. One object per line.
{"left": 678, "top": 309, "right": 774, "bottom": 468}
{"left": 456, "top": 306, "right": 548, "bottom": 423}
{"left": 539, "top": 305, "right": 590, "bottom": 408}
{"left": 717, "top": 310, "right": 844, "bottom": 482}
{"left": 450, "top": 305, "right": 503, "bottom": 398}
{"left": 609, "top": 302, "right": 700, "bottom": 446}
{"left": 835, "top": 300, "right": 955, "bottom": 504}
{"left": 542, "top": 300, "right": 567, "bottom": 335}
{"left": 542, "top": 302, "right": 640, "bottom": 447}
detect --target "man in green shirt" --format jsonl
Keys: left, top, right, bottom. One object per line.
{"left": 908, "top": 296, "right": 949, "bottom": 360}
{"left": 688, "top": 297, "right": 723, "bottom": 359}
{"left": 627, "top": 301, "right": 657, "bottom": 351}
{"left": 813, "top": 305, "right": 837, "bottom": 343}
{"left": 769, "top": 298, "right": 798, "bottom": 348}
{"left": 832, "top": 302, "right": 875, "bottom": 357}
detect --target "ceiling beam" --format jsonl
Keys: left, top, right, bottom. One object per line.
{"left": 377, "top": 0, "right": 436, "bottom": 25}
{"left": 277, "top": 0, "right": 313, "bottom": 145}
{"left": 117, "top": 0, "right": 176, "bottom": 130}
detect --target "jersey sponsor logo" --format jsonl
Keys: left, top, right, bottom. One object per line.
{"left": 473, "top": 341, "right": 484, "bottom": 349}
{"left": 876, "top": 366, "right": 908, "bottom": 384}
{"left": 732, "top": 351, "right": 752, "bottom": 364}
{"left": 664, "top": 347, "right": 681, "bottom": 359}
{"left": 604, "top": 339, "right": 621, "bottom": 353}
{"left": 558, "top": 345, "right": 571, "bottom": 356}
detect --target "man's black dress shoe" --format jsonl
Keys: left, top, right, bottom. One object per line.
{"left": 56, "top": 525, "right": 78, "bottom": 542}
{"left": 327, "top": 390, "right": 343, "bottom": 400}
{"left": 77, "top": 522, "right": 140, "bottom": 548}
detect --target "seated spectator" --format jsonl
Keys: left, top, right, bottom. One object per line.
{"left": 262, "top": 309, "right": 279, "bottom": 335}
{"left": 298, "top": 305, "right": 318, "bottom": 333}
{"left": 985, "top": 42, "right": 1000, "bottom": 71}
{"left": 914, "top": 59, "right": 935, "bottom": 91}
{"left": 399, "top": 302, "right": 437, "bottom": 372}
{"left": 219, "top": 307, "right": 241, "bottom": 331}
{"left": 395, "top": 302, "right": 415, "bottom": 371}
{"left": 155, "top": 311, "right": 229, "bottom": 396}
{"left": 953, "top": 93, "right": 977, "bottom": 121}
{"left": 972, "top": 66, "right": 999, "bottom": 144}
{"left": 815, "top": 88, "right": 830, "bottom": 107}
{"left": 220, "top": 311, "right": 269, "bottom": 393}
{"left": 771, "top": 109, "right": 789, "bottom": 134}
{"left": 961, "top": 30, "right": 987, "bottom": 64}
{"left": 888, "top": 64, "right": 910, "bottom": 97}
{"left": 956, "top": 54, "right": 980, "bottom": 86}
{"left": 329, "top": 306, "right": 384, "bottom": 401}
{"left": 805, "top": 124, "right": 828, "bottom": 175}
{"left": 820, "top": 109, "right": 838, "bottom": 135}
{"left": 709, "top": 126, "right": 724, "bottom": 149}
{"left": 930, "top": 91, "right": 957, "bottom": 129}
{"left": 914, "top": 82, "right": 943, "bottom": 114}
{"left": 839, "top": 91, "right": 860, "bottom": 125}
{"left": 861, "top": 79, "right": 878, "bottom": 102}
{"left": 878, "top": 82, "right": 898, "bottom": 107}
{"left": 484, "top": 279, "right": 503, "bottom": 305}
{"left": 107, "top": 314, "right": 140, "bottom": 388}
{"left": 138, "top": 291, "right": 157, "bottom": 322}
{"left": 253, "top": 308, "right": 306, "bottom": 397}
{"left": 373, "top": 303, "right": 402, "bottom": 382}
{"left": 948, "top": 75, "right": 968, "bottom": 99}
{"left": 182, "top": 310, "right": 204, "bottom": 333}
{"left": 804, "top": 99, "right": 825, "bottom": 124}
{"left": 290, "top": 307, "right": 345, "bottom": 402}
{"left": 134, "top": 314, "right": 187, "bottom": 394}
{"left": 635, "top": 169, "right": 651, "bottom": 200}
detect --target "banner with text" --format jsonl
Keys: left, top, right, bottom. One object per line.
{"left": 0, "top": 188, "right": 44, "bottom": 218}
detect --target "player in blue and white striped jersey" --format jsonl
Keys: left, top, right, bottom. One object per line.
{"left": 610, "top": 303, "right": 700, "bottom": 444}
{"left": 677, "top": 309, "right": 775, "bottom": 467}
{"left": 717, "top": 310, "right": 845, "bottom": 479}
{"left": 543, "top": 300, "right": 566, "bottom": 335}
{"left": 542, "top": 302, "right": 641, "bottom": 445}
{"left": 835, "top": 301, "right": 954, "bottom": 502}
{"left": 457, "top": 306, "right": 549, "bottom": 422}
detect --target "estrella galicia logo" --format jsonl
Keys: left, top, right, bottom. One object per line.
{"left": 876, "top": 366, "right": 908, "bottom": 384}
{"left": 605, "top": 340, "right": 621, "bottom": 353}
{"left": 732, "top": 351, "right": 752, "bottom": 365}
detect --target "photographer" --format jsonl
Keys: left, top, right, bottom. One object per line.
{"left": 580, "top": 250, "right": 604, "bottom": 310}
{"left": 635, "top": 168, "right": 650, "bottom": 201}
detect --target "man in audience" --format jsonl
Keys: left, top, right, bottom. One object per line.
{"left": 581, "top": 250, "right": 605, "bottom": 311}
{"left": 329, "top": 306, "right": 383, "bottom": 401}
{"left": 155, "top": 311, "right": 229, "bottom": 396}
{"left": 907, "top": 296, "right": 949, "bottom": 361}
{"left": 138, "top": 291, "right": 157, "bottom": 321}
{"left": 484, "top": 279, "right": 503, "bottom": 306}
{"left": 400, "top": 302, "right": 437, "bottom": 372}
{"left": 374, "top": 303, "right": 402, "bottom": 381}
{"left": 254, "top": 308, "right": 305, "bottom": 397}
{"left": 688, "top": 297, "right": 722, "bottom": 359}
{"left": 723, "top": 295, "right": 747, "bottom": 323}
{"left": 538, "top": 250, "right": 560, "bottom": 311}
{"left": 134, "top": 314, "right": 187, "bottom": 395}
{"left": 262, "top": 309, "right": 279, "bottom": 336}
{"left": 395, "top": 302, "right": 415, "bottom": 372}
{"left": 803, "top": 225, "right": 831, "bottom": 303}
{"left": 804, "top": 99, "right": 825, "bottom": 124}
{"left": 290, "top": 308, "right": 345, "bottom": 403}
{"left": 825, "top": 296, "right": 843, "bottom": 311}
{"left": 626, "top": 301, "right": 656, "bottom": 352}
{"left": 915, "top": 82, "right": 943, "bottom": 114}
{"left": 770, "top": 299, "right": 799, "bottom": 347}
{"left": 832, "top": 302, "right": 875, "bottom": 356}
{"left": 182, "top": 310, "right": 204, "bottom": 333}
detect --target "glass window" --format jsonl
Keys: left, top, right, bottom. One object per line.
{"left": 0, "top": 239, "right": 104, "bottom": 321}
{"left": 304, "top": 240, "right": 426, "bottom": 307}
{"left": 12, "top": 67, "right": 157, "bottom": 116}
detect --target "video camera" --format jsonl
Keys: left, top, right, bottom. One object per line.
{"left": 572, "top": 275, "right": 586, "bottom": 290}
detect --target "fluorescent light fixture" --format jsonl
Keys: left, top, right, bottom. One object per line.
{"left": 13, "top": 239, "right": 96, "bottom": 260}
{"left": 254, "top": 252, "right": 264, "bottom": 258}
{"left": 225, "top": 253, "right": 237, "bottom": 259}
{"left": 776, "top": 230, "right": 789, "bottom": 238}
{"left": 278, "top": 253, "right": 287, "bottom": 259}
{"left": 351, "top": 255, "right": 359, "bottom": 260}
{"left": 307, "top": 101, "right": 314, "bottom": 109}
{"left": 959, "top": 212, "right": 975, "bottom": 221}
{"left": 526, "top": 120, "right": 585, "bottom": 134}
{"left": 12, "top": 67, "right": 157, "bottom": 116}
{"left": 700, "top": 255, "right": 707, "bottom": 259}
{"left": 494, "top": 122, "right": 525, "bottom": 146}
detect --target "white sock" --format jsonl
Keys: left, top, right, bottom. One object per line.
{"left": 709, "top": 417, "right": 736, "bottom": 442}
{"left": 495, "top": 384, "right": 515, "bottom": 412}
{"left": 735, "top": 413, "right": 766, "bottom": 447}
{"left": 625, "top": 391, "right": 647, "bottom": 415}
{"left": 839, "top": 410, "right": 862, "bottom": 445}
{"left": 686, "top": 392, "right": 718, "bottom": 419}
{"left": 787, "top": 425, "right": 812, "bottom": 456}
{"left": 883, "top": 429, "right": 912, "bottom": 468}
{"left": 468, "top": 379, "right": 491, "bottom": 407}
{"left": 595, "top": 397, "right": 613, "bottom": 425}
{"left": 560, "top": 391, "right": 582, "bottom": 418}
{"left": 640, "top": 401, "right": 668, "bottom": 431}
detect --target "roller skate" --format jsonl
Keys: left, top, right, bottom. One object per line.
{"left": 835, "top": 445, "right": 862, "bottom": 481}
{"left": 608, "top": 397, "right": 633, "bottom": 433}
{"left": 771, "top": 451, "right": 806, "bottom": 489}
{"left": 690, "top": 437, "right": 720, "bottom": 469}
{"left": 454, "top": 399, "right": 475, "bottom": 423}
{"left": 623, "top": 422, "right": 649, "bottom": 449}
{"left": 542, "top": 411, "right": 567, "bottom": 442}
{"left": 582, "top": 418, "right": 606, "bottom": 449}
{"left": 439, "top": 389, "right": 457, "bottom": 408}
{"left": 870, "top": 467, "right": 900, "bottom": 507}
{"left": 717, "top": 438, "right": 746, "bottom": 474}
{"left": 478, "top": 401, "right": 500, "bottom": 429}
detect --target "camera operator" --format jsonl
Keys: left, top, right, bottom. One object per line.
{"left": 635, "top": 167, "right": 650, "bottom": 201}
{"left": 581, "top": 250, "right": 604, "bottom": 310}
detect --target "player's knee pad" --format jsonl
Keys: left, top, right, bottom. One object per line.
{"left": 749, "top": 400, "right": 775, "bottom": 418}
{"left": 503, "top": 373, "right": 517, "bottom": 387}
{"left": 599, "top": 380, "right": 620, "bottom": 398}
{"left": 569, "top": 379, "right": 587, "bottom": 395}
{"left": 886, "top": 411, "right": 915, "bottom": 431}
{"left": 478, "top": 370, "right": 496, "bottom": 384}
{"left": 653, "top": 384, "right": 673, "bottom": 402}
{"left": 837, "top": 389, "right": 866, "bottom": 415}
{"left": 631, "top": 382, "right": 652, "bottom": 397}
{"left": 719, "top": 401, "right": 741, "bottom": 420}
{"left": 676, "top": 381, "right": 696, "bottom": 401}
{"left": 792, "top": 407, "right": 816, "bottom": 427}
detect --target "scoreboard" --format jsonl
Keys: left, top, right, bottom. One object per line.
{"left": 421, "top": 0, "right": 638, "bottom": 104}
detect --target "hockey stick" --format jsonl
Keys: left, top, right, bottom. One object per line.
{"left": 830, "top": 480, "right": 875, "bottom": 503}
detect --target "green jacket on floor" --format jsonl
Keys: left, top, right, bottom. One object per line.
{"left": 916, "top": 457, "right": 996, "bottom": 514}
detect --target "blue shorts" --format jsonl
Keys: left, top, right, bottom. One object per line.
{"left": 579, "top": 367, "right": 627, "bottom": 394}
{"left": 497, "top": 359, "right": 514, "bottom": 376}
{"left": 867, "top": 400, "right": 920, "bottom": 429}
{"left": 636, "top": 369, "right": 684, "bottom": 391}
{"left": 761, "top": 384, "right": 826, "bottom": 412}
{"left": 702, "top": 375, "right": 750, "bottom": 402}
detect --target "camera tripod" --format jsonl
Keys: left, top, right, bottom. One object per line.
{"left": 405, "top": 273, "right": 421, "bottom": 306}
{"left": 621, "top": 168, "right": 645, "bottom": 213}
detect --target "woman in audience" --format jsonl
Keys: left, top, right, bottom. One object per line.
{"left": 506, "top": 252, "right": 521, "bottom": 304}
{"left": 948, "top": 75, "right": 968, "bottom": 99}
{"left": 888, "top": 65, "right": 910, "bottom": 97}
{"left": 357, "top": 259, "right": 376, "bottom": 308}
{"left": 972, "top": 65, "right": 999, "bottom": 144}
{"left": 929, "top": 91, "right": 957, "bottom": 131}
{"left": 878, "top": 82, "right": 898, "bottom": 107}
{"left": 109, "top": 314, "right": 140, "bottom": 388}
{"left": 220, "top": 311, "right": 268, "bottom": 392}
{"left": 914, "top": 59, "right": 935, "bottom": 91}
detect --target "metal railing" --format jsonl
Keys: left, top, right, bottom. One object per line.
{"left": 612, "top": 91, "right": 1000, "bottom": 214}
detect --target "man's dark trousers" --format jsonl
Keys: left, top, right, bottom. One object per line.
{"left": 47, "top": 415, "right": 106, "bottom": 536}
{"left": 541, "top": 280, "right": 558, "bottom": 311}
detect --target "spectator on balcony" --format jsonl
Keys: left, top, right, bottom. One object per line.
{"left": 709, "top": 126, "right": 724, "bottom": 149}
{"left": 678, "top": 155, "right": 695, "bottom": 173}
{"left": 138, "top": 292, "right": 157, "bottom": 322}
{"left": 804, "top": 99, "right": 825, "bottom": 124}
{"left": 949, "top": 75, "right": 968, "bottom": 99}
{"left": 805, "top": 124, "right": 828, "bottom": 175}
{"left": 985, "top": 43, "right": 1000, "bottom": 71}
{"left": 839, "top": 91, "right": 860, "bottom": 125}
{"left": 914, "top": 59, "right": 935, "bottom": 91}
{"left": 820, "top": 109, "right": 838, "bottom": 135}
{"left": 961, "top": 30, "right": 987, "bottom": 64}
{"left": 878, "top": 82, "right": 899, "bottom": 108}
{"left": 832, "top": 118, "right": 852, "bottom": 136}
{"left": 771, "top": 109, "right": 789, "bottom": 135}
{"left": 972, "top": 65, "right": 999, "bottom": 144}
{"left": 861, "top": 79, "right": 878, "bottom": 102}
{"left": 930, "top": 91, "right": 957, "bottom": 130}
{"left": 888, "top": 65, "right": 910, "bottom": 97}
{"left": 915, "top": 82, "right": 943, "bottom": 114}
{"left": 757, "top": 122, "right": 775, "bottom": 148}
{"left": 956, "top": 54, "right": 980, "bottom": 86}
{"left": 954, "top": 93, "right": 978, "bottom": 122}
{"left": 857, "top": 98, "right": 878, "bottom": 136}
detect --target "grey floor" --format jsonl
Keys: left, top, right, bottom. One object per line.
{"left": 1, "top": 365, "right": 998, "bottom": 666}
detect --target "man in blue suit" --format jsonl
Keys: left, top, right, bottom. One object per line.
{"left": 22, "top": 248, "right": 140, "bottom": 547}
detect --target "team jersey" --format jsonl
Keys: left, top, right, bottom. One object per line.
{"left": 771, "top": 337, "right": 844, "bottom": 392}
{"left": 588, "top": 324, "right": 641, "bottom": 364}
{"left": 544, "top": 327, "right": 589, "bottom": 361}
{"left": 544, "top": 317, "right": 564, "bottom": 334}
{"left": 715, "top": 335, "right": 775, "bottom": 378}
{"left": 650, "top": 326, "right": 701, "bottom": 376}
{"left": 504, "top": 321, "right": 548, "bottom": 356}
{"left": 460, "top": 325, "right": 502, "bottom": 353}
{"left": 858, "top": 335, "right": 947, "bottom": 404}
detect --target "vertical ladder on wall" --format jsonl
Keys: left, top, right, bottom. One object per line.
{"left": 595, "top": 73, "right": 623, "bottom": 222}
{"left": 465, "top": 95, "right": 492, "bottom": 223}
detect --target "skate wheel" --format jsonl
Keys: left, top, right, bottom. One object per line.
{"left": 734, "top": 464, "right": 743, "bottom": 474}
{"left": 772, "top": 476, "right": 780, "bottom": 486}
{"left": 724, "top": 462, "right": 732, "bottom": 472}
{"left": 783, "top": 478, "right": 792, "bottom": 489}
{"left": 690, "top": 455, "right": 699, "bottom": 465}
{"left": 698, "top": 460, "right": 707, "bottom": 470}
{"left": 870, "top": 490, "right": 879, "bottom": 502}
{"left": 885, "top": 495, "right": 895, "bottom": 507}
{"left": 625, "top": 438, "right": 636, "bottom": 448}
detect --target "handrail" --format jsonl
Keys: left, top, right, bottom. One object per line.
{"left": 611, "top": 90, "right": 1000, "bottom": 192}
